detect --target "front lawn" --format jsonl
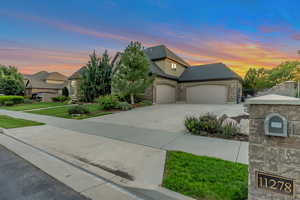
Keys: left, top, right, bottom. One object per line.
{"left": 0, "top": 115, "right": 45, "bottom": 129}
{"left": 27, "top": 104, "right": 113, "bottom": 119}
{"left": 0, "top": 102, "right": 65, "bottom": 111}
{"left": 163, "top": 151, "right": 248, "bottom": 200}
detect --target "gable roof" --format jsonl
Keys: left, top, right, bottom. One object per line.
{"left": 46, "top": 72, "right": 68, "bottom": 81}
{"left": 69, "top": 67, "right": 86, "bottom": 80}
{"left": 144, "top": 45, "right": 190, "bottom": 67}
{"left": 24, "top": 71, "right": 67, "bottom": 90}
{"left": 179, "top": 63, "right": 242, "bottom": 82}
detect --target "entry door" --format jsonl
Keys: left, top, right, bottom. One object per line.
{"left": 186, "top": 85, "right": 227, "bottom": 104}
{"left": 156, "top": 85, "right": 176, "bottom": 104}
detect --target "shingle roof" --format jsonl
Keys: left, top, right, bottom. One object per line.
{"left": 69, "top": 67, "right": 86, "bottom": 80}
{"left": 25, "top": 76, "right": 66, "bottom": 89}
{"left": 46, "top": 72, "right": 68, "bottom": 81}
{"left": 179, "top": 63, "right": 242, "bottom": 82}
{"left": 24, "top": 71, "right": 67, "bottom": 89}
{"left": 144, "top": 45, "right": 190, "bottom": 67}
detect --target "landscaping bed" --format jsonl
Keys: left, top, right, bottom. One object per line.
{"left": 163, "top": 151, "right": 248, "bottom": 200}
{"left": 0, "top": 102, "right": 65, "bottom": 111}
{"left": 27, "top": 104, "right": 113, "bottom": 119}
{"left": 0, "top": 115, "right": 45, "bottom": 129}
{"left": 185, "top": 113, "right": 249, "bottom": 142}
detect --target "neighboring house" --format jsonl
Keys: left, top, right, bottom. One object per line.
{"left": 256, "top": 81, "right": 297, "bottom": 97}
{"left": 24, "top": 71, "right": 68, "bottom": 102}
{"left": 67, "top": 67, "right": 86, "bottom": 100}
{"left": 113, "top": 45, "right": 242, "bottom": 104}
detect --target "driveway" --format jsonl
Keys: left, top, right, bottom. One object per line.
{"left": 0, "top": 145, "right": 89, "bottom": 200}
{"left": 86, "top": 104, "right": 247, "bottom": 132}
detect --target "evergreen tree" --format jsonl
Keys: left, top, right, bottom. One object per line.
{"left": 80, "top": 50, "right": 112, "bottom": 102}
{"left": 112, "top": 41, "right": 154, "bottom": 104}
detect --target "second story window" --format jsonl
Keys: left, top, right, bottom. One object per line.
{"left": 171, "top": 63, "right": 177, "bottom": 70}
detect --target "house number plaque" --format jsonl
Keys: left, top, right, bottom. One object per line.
{"left": 256, "top": 171, "right": 294, "bottom": 196}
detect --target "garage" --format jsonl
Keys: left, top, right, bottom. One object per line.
{"left": 156, "top": 84, "right": 176, "bottom": 104}
{"left": 186, "top": 85, "right": 227, "bottom": 104}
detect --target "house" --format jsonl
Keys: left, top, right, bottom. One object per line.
{"left": 69, "top": 45, "right": 242, "bottom": 104}
{"left": 24, "top": 71, "right": 68, "bottom": 101}
{"left": 113, "top": 45, "right": 242, "bottom": 104}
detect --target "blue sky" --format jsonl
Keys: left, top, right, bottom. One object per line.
{"left": 1, "top": 0, "right": 300, "bottom": 76}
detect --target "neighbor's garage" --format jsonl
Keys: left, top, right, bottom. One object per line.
{"left": 186, "top": 85, "right": 227, "bottom": 104}
{"left": 156, "top": 84, "right": 176, "bottom": 104}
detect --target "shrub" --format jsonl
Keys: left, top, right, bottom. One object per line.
{"left": 24, "top": 98, "right": 34, "bottom": 104}
{"left": 184, "top": 113, "right": 239, "bottom": 139}
{"left": 138, "top": 100, "right": 152, "bottom": 106}
{"left": 117, "top": 101, "right": 132, "bottom": 111}
{"left": 68, "top": 106, "right": 90, "bottom": 115}
{"left": 219, "top": 122, "right": 239, "bottom": 138}
{"left": 115, "top": 94, "right": 144, "bottom": 104}
{"left": 184, "top": 116, "right": 201, "bottom": 135}
{"left": 52, "top": 96, "right": 70, "bottom": 102}
{"left": 4, "top": 101, "right": 14, "bottom": 106}
{"left": 97, "top": 95, "right": 119, "bottom": 110}
{"left": 0, "top": 96, "right": 24, "bottom": 105}
{"left": 198, "top": 113, "right": 223, "bottom": 134}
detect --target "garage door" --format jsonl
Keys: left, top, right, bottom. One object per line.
{"left": 186, "top": 85, "right": 227, "bottom": 104}
{"left": 156, "top": 85, "right": 176, "bottom": 104}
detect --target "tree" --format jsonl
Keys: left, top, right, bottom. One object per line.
{"left": 112, "top": 41, "right": 154, "bottom": 104}
{"left": 62, "top": 87, "right": 69, "bottom": 97}
{"left": 0, "top": 65, "right": 24, "bottom": 95}
{"left": 80, "top": 50, "right": 112, "bottom": 102}
{"left": 268, "top": 61, "right": 300, "bottom": 85}
{"left": 243, "top": 68, "right": 272, "bottom": 95}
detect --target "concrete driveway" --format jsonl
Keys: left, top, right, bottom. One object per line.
{"left": 86, "top": 104, "right": 247, "bottom": 132}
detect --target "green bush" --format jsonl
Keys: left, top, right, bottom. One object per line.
{"left": 23, "top": 98, "right": 34, "bottom": 104}
{"left": 184, "top": 113, "right": 239, "bottom": 138}
{"left": 52, "top": 96, "right": 70, "bottom": 102}
{"left": 4, "top": 101, "right": 14, "bottom": 106}
{"left": 97, "top": 95, "right": 119, "bottom": 110}
{"left": 184, "top": 116, "right": 201, "bottom": 135}
{"left": 220, "top": 122, "right": 239, "bottom": 138}
{"left": 115, "top": 94, "right": 144, "bottom": 104}
{"left": 138, "top": 100, "right": 152, "bottom": 106}
{"left": 0, "top": 96, "right": 24, "bottom": 105}
{"left": 117, "top": 102, "right": 132, "bottom": 111}
{"left": 68, "top": 106, "right": 90, "bottom": 115}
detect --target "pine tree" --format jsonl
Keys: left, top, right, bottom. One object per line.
{"left": 80, "top": 50, "right": 112, "bottom": 102}
{"left": 112, "top": 41, "right": 154, "bottom": 104}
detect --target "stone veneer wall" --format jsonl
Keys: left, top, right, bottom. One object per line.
{"left": 178, "top": 79, "right": 242, "bottom": 103}
{"left": 248, "top": 104, "right": 300, "bottom": 200}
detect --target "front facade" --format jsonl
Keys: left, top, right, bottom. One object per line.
{"left": 113, "top": 45, "right": 242, "bottom": 104}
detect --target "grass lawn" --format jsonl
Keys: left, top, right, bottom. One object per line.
{"left": 163, "top": 151, "right": 248, "bottom": 200}
{"left": 0, "top": 115, "right": 45, "bottom": 129}
{"left": 27, "top": 104, "right": 113, "bottom": 119}
{"left": 0, "top": 102, "right": 65, "bottom": 111}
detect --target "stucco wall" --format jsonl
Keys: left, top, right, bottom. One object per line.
{"left": 178, "top": 79, "right": 242, "bottom": 103}
{"left": 154, "top": 58, "right": 186, "bottom": 77}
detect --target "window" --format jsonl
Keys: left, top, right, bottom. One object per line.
{"left": 171, "top": 63, "right": 177, "bottom": 70}
{"left": 71, "top": 80, "right": 77, "bottom": 87}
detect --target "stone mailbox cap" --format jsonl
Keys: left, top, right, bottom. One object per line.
{"left": 246, "top": 94, "right": 300, "bottom": 105}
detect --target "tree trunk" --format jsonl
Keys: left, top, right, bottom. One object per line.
{"left": 130, "top": 93, "right": 135, "bottom": 105}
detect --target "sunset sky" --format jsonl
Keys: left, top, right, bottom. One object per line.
{"left": 1, "top": 0, "right": 300, "bottom": 77}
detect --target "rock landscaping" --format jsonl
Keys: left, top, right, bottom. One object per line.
{"left": 185, "top": 113, "right": 249, "bottom": 141}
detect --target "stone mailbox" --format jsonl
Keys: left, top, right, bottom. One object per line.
{"left": 247, "top": 94, "right": 300, "bottom": 200}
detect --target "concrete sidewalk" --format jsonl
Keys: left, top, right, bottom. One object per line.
{"left": 0, "top": 129, "right": 195, "bottom": 200}
{"left": 0, "top": 109, "right": 248, "bottom": 164}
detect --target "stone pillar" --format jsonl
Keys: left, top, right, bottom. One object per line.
{"left": 247, "top": 95, "right": 300, "bottom": 200}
